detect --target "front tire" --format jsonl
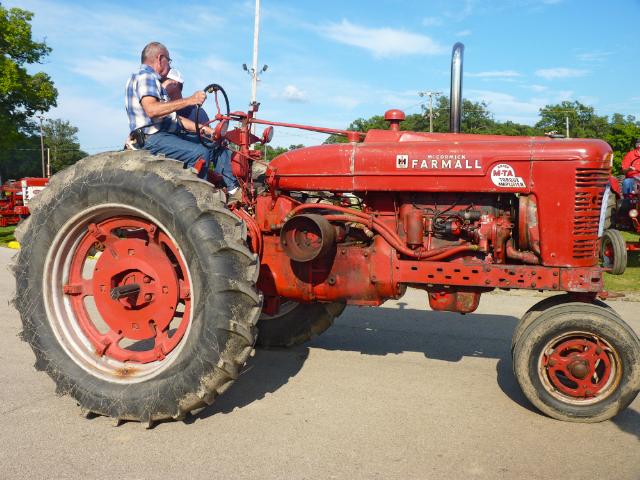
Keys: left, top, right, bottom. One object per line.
{"left": 512, "top": 303, "right": 640, "bottom": 422}
{"left": 14, "top": 151, "right": 262, "bottom": 424}
{"left": 600, "top": 229, "right": 627, "bottom": 275}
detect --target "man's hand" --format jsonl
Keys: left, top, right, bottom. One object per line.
{"left": 199, "top": 125, "right": 215, "bottom": 138}
{"left": 188, "top": 91, "right": 207, "bottom": 106}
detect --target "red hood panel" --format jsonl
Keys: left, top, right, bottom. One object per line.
{"left": 267, "top": 132, "right": 611, "bottom": 193}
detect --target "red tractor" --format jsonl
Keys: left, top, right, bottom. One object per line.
{"left": 14, "top": 44, "right": 639, "bottom": 426}
{"left": 600, "top": 176, "right": 640, "bottom": 274}
{"left": 0, "top": 177, "right": 48, "bottom": 227}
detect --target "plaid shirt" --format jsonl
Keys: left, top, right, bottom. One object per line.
{"left": 125, "top": 64, "right": 180, "bottom": 134}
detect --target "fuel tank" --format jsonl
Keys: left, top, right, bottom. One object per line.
{"left": 266, "top": 130, "right": 611, "bottom": 193}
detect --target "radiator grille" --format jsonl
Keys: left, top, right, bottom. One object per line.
{"left": 573, "top": 168, "right": 609, "bottom": 259}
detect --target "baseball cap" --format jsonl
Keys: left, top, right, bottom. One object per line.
{"left": 166, "top": 68, "right": 184, "bottom": 84}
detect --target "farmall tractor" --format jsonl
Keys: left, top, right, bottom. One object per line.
{"left": 600, "top": 176, "right": 640, "bottom": 274}
{"left": 14, "top": 44, "right": 640, "bottom": 426}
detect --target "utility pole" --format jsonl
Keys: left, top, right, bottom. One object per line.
{"left": 242, "top": 0, "right": 268, "bottom": 143}
{"left": 38, "top": 115, "right": 46, "bottom": 177}
{"left": 243, "top": 0, "right": 268, "bottom": 105}
{"left": 565, "top": 116, "right": 570, "bottom": 138}
{"left": 251, "top": 0, "right": 261, "bottom": 104}
{"left": 419, "top": 91, "right": 442, "bottom": 133}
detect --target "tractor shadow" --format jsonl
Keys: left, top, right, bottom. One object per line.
{"left": 191, "top": 303, "right": 640, "bottom": 439}
{"left": 187, "top": 346, "right": 311, "bottom": 421}
{"left": 191, "top": 304, "right": 534, "bottom": 421}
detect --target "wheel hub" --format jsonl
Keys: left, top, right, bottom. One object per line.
{"left": 543, "top": 336, "right": 614, "bottom": 399}
{"left": 62, "top": 216, "right": 191, "bottom": 365}
{"left": 92, "top": 237, "right": 179, "bottom": 340}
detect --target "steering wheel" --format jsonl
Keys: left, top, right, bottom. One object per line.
{"left": 196, "top": 83, "right": 230, "bottom": 149}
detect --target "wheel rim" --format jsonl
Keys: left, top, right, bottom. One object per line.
{"left": 538, "top": 331, "right": 622, "bottom": 405}
{"left": 602, "top": 238, "right": 614, "bottom": 268}
{"left": 44, "top": 204, "right": 193, "bottom": 383}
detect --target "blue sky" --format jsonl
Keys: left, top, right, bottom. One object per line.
{"left": 7, "top": 0, "right": 640, "bottom": 151}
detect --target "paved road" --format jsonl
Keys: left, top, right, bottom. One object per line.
{"left": 0, "top": 247, "right": 638, "bottom": 479}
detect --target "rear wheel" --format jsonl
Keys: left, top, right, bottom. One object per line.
{"left": 256, "top": 301, "right": 346, "bottom": 348}
{"left": 14, "top": 151, "right": 262, "bottom": 424}
{"left": 600, "top": 229, "right": 627, "bottom": 275}
{"left": 512, "top": 303, "right": 640, "bottom": 422}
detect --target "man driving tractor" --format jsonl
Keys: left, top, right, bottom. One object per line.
{"left": 622, "top": 138, "right": 640, "bottom": 195}
{"left": 125, "top": 41, "right": 239, "bottom": 197}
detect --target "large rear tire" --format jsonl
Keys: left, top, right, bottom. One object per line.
{"left": 256, "top": 301, "right": 346, "bottom": 348}
{"left": 14, "top": 151, "right": 262, "bottom": 424}
{"left": 512, "top": 303, "right": 640, "bottom": 422}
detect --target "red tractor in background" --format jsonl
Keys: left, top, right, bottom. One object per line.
{"left": 0, "top": 177, "right": 48, "bottom": 227}
{"left": 14, "top": 44, "right": 640, "bottom": 427}
{"left": 601, "top": 176, "right": 640, "bottom": 274}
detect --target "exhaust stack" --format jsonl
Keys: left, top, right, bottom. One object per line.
{"left": 450, "top": 42, "right": 464, "bottom": 133}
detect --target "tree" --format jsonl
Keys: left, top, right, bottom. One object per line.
{"left": 42, "top": 119, "right": 88, "bottom": 173}
{"left": 260, "top": 144, "right": 306, "bottom": 162}
{"left": 0, "top": 5, "right": 58, "bottom": 179}
{"left": 536, "top": 101, "right": 609, "bottom": 138}
{"left": 604, "top": 114, "right": 640, "bottom": 175}
{"left": 325, "top": 96, "right": 504, "bottom": 142}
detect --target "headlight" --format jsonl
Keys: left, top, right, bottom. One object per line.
{"left": 630, "top": 209, "right": 638, "bottom": 218}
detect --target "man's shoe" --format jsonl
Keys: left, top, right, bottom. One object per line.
{"left": 226, "top": 188, "right": 243, "bottom": 205}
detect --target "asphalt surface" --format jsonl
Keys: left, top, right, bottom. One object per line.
{"left": 0, "top": 246, "right": 638, "bottom": 479}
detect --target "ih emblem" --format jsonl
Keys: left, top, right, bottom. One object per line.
{"left": 396, "top": 154, "right": 409, "bottom": 169}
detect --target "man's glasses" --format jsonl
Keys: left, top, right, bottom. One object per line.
{"left": 160, "top": 54, "right": 172, "bottom": 66}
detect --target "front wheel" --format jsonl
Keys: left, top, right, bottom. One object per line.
{"left": 14, "top": 151, "right": 262, "bottom": 424}
{"left": 512, "top": 303, "right": 640, "bottom": 422}
{"left": 600, "top": 229, "right": 627, "bottom": 275}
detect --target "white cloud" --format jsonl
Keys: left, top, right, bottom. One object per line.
{"left": 526, "top": 84, "right": 548, "bottom": 92}
{"left": 71, "top": 56, "right": 137, "bottom": 86}
{"left": 467, "top": 70, "right": 521, "bottom": 78}
{"left": 455, "top": 30, "right": 472, "bottom": 37}
{"left": 542, "top": 0, "right": 563, "bottom": 4}
{"left": 319, "top": 20, "right": 446, "bottom": 58}
{"left": 282, "top": 85, "right": 308, "bottom": 103}
{"left": 422, "top": 17, "right": 443, "bottom": 27}
{"left": 577, "top": 50, "right": 612, "bottom": 62}
{"left": 201, "top": 55, "right": 243, "bottom": 80}
{"left": 466, "top": 89, "right": 542, "bottom": 124}
{"left": 49, "top": 91, "right": 127, "bottom": 152}
{"left": 535, "top": 67, "right": 588, "bottom": 79}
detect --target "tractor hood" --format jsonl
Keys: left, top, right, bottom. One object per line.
{"left": 266, "top": 130, "right": 611, "bottom": 193}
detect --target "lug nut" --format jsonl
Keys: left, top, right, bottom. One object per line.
{"left": 143, "top": 276, "right": 151, "bottom": 284}
{"left": 144, "top": 293, "right": 152, "bottom": 302}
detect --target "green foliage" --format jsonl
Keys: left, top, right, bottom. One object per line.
{"left": 42, "top": 118, "right": 88, "bottom": 173}
{"left": 259, "top": 144, "right": 306, "bottom": 162}
{"left": 0, "top": 6, "right": 57, "bottom": 136}
{"left": 604, "top": 114, "right": 640, "bottom": 174}
{"left": 536, "top": 101, "right": 609, "bottom": 138}
{"left": 0, "top": 226, "right": 16, "bottom": 246}
{"left": 604, "top": 231, "right": 640, "bottom": 292}
{"left": 0, "top": 5, "right": 58, "bottom": 179}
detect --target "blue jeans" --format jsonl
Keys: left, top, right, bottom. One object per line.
{"left": 622, "top": 177, "right": 639, "bottom": 195}
{"left": 144, "top": 131, "right": 238, "bottom": 189}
